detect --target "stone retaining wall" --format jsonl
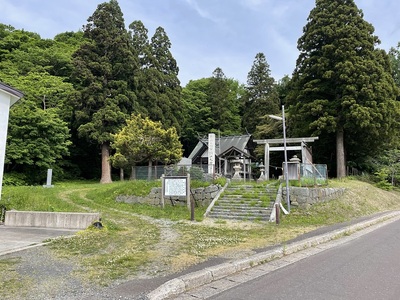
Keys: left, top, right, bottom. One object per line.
{"left": 284, "top": 186, "right": 346, "bottom": 209}
{"left": 116, "top": 185, "right": 222, "bottom": 207}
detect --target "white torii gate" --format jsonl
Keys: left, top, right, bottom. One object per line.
{"left": 254, "top": 137, "right": 319, "bottom": 181}
{"left": 0, "top": 82, "right": 23, "bottom": 200}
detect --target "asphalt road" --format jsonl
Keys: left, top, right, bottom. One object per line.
{"left": 0, "top": 225, "right": 77, "bottom": 256}
{"left": 209, "top": 218, "right": 400, "bottom": 300}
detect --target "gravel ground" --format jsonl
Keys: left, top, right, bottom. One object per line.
{"left": 0, "top": 220, "right": 256, "bottom": 300}
{"left": 2, "top": 246, "right": 140, "bottom": 300}
{"left": 1, "top": 243, "right": 229, "bottom": 300}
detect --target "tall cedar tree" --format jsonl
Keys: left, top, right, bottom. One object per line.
{"left": 135, "top": 26, "right": 182, "bottom": 133}
{"left": 208, "top": 67, "right": 241, "bottom": 134}
{"left": 242, "top": 53, "right": 280, "bottom": 135}
{"left": 72, "top": 0, "right": 138, "bottom": 183}
{"left": 129, "top": 20, "right": 152, "bottom": 114}
{"left": 388, "top": 43, "right": 400, "bottom": 91}
{"left": 288, "top": 0, "right": 399, "bottom": 178}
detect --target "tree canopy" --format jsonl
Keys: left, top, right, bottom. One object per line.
{"left": 242, "top": 52, "right": 280, "bottom": 137}
{"left": 5, "top": 100, "right": 71, "bottom": 183}
{"left": 111, "top": 114, "right": 182, "bottom": 179}
{"left": 287, "top": 0, "right": 400, "bottom": 177}
{"left": 207, "top": 68, "right": 242, "bottom": 134}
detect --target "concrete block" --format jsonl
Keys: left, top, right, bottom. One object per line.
{"left": 205, "top": 263, "right": 237, "bottom": 280}
{"left": 4, "top": 211, "right": 100, "bottom": 229}
{"left": 181, "top": 269, "right": 213, "bottom": 290}
{"left": 147, "top": 278, "right": 186, "bottom": 300}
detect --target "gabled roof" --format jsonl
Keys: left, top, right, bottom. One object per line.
{"left": 219, "top": 146, "right": 250, "bottom": 158}
{"left": 188, "top": 135, "right": 253, "bottom": 160}
{"left": 0, "top": 82, "right": 24, "bottom": 106}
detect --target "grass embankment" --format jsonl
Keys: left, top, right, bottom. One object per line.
{"left": 1, "top": 177, "right": 400, "bottom": 289}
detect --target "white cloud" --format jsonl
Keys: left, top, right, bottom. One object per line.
{"left": 239, "top": 0, "right": 270, "bottom": 10}
{"left": 184, "top": 0, "right": 222, "bottom": 24}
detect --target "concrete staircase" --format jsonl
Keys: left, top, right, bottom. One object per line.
{"left": 207, "top": 183, "right": 277, "bottom": 221}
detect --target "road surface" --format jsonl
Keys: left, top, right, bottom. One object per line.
{"left": 209, "top": 218, "right": 400, "bottom": 300}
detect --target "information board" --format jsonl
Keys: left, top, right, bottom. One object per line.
{"left": 164, "top": 177, "right": 187, "bottom": 196}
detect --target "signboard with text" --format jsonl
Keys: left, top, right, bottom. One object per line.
{"left": 208, "top": 133, "right": 215, "bottom": 174}
{"left": 164, "top": 176, "right": 187, "bottom": 196}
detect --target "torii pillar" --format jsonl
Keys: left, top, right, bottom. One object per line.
{"left": 0, "top": 82, "right": 23, "bottom": 200}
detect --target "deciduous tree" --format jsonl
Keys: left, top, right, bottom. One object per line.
{"left": 6, "top": 100, "right": 71, "bottom": 183}
{"left": 111, "top": 114, "right": 182, "bottom": 180}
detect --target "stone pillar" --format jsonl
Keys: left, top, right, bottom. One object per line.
{"left": 43, "top": 169, "right": 54, "bottom": 188}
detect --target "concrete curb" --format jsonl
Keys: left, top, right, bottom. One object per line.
{"left": 147, "top": 210, "right": 400, "bottom": 300}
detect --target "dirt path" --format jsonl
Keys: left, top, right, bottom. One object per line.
{"left": 58, "top": 188, "right": 182, "bottom": 278}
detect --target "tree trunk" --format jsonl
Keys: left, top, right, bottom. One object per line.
{"left": 336, "top": 127, "right": 346, "bottom": 178}
{"left": 148, "top": 160, "right": 153, "bottom": 181}
{"left": 100, "top": 142, "right": 112, "bottom": 184}
{"left": 120, "top": 168, "right": 124, "bottom": 181}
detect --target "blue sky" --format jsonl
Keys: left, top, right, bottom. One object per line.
{"left": 1, "top": 0, "right": 399, "bottom": 86}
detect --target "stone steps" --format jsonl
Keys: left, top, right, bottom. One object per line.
{"left": 207, "top": 183, "right": 278, "bottom": 221}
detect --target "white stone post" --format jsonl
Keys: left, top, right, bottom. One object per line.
{"left": 43, "top": 169, "right": 54, "bottom": 188}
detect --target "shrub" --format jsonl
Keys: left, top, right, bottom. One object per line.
{"left": 2, "top": 173, "right": 28, "bottom": 186}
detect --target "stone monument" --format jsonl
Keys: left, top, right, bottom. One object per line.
{"left": 0, "top": 82, "right": 23, "bottom": 200}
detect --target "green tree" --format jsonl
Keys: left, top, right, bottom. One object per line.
{"left": 388, "top": 42, "right": 400, "bottom": 91}
{"left": 128, "top": 20, "right": 152, "bottom": 119}
{"left": 111, "top": 114, "right": 182, "bottom": 180}
{"left": 208, "top": 67, "right": 242, "bottom": 135}
{"left": 139, "top": 26, "right": 182, "bottom": 132}
{"left": 0, "top": 24, "right": 82, "bottom": 181}
{"left": 181, "top": 78, "right": 212, "bottom": 155}
{"left": 0, "top": 24, "right": 82, "bottom": 79}
{"left": 242, "top": 53, "right": 280, "bottom": 136}
{"left": 287, "top": 0, "right": 400, "bottom": 178}
{"left": 373, "top": 149, "right": 400, "bottom": 187}
{"left": 71, "top": 0, "right": 138, "bottom": 183}
{"left": 129, "top": 20, "right": 151, "bottom": 69}
{"left": 6, "top": 100, "right": 71, "bottom": 183}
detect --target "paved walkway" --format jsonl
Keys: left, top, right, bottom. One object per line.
{"left": 0, "top": 225, "right": 77, "bottom": 256}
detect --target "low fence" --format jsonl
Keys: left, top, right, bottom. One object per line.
{"left": 128, "top": 164, "right": 210, "bottom": 181}
{"left": 128, "top": 163, "right": 327, "bottom": 185}
{"left": 298, "top": 163, "right": 328, "bottom": 186}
